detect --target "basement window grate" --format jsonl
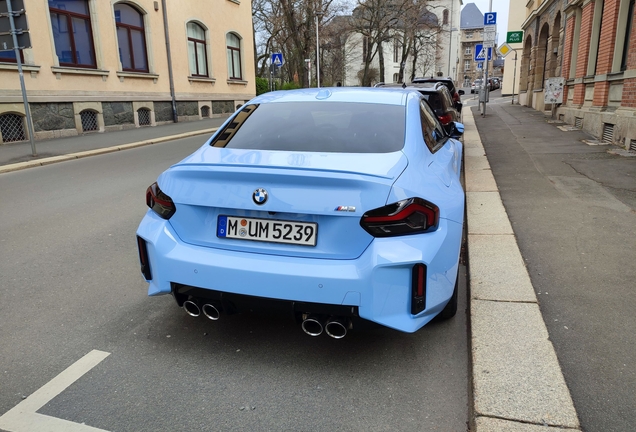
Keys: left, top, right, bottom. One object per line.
{"left": 80, "top": 110, "right": 98, "bottom": 132}
{"left": 602, "top": 123, "right": 614, "bottom": 144}
{"left": 630, "top": 139, "right": 636, "bottom": 152}
{"left": 0, "top": 113, "right": 26, "bottom": 143}
{"left": 201, "top": 106, "right": 210, "bottom": 118}
{"left": 138, "top": 108, "right": 151, "bottom": 126}
{"left": 574, "top": 117, "right": 583, "bottom": 128}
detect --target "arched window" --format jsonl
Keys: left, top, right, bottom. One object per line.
{"left": 48, "top": 0, "right": 96, "bottom": 68}
{"left": 80, "top": 110, "right": 98, "bottom": 132}
{"left": 226, "top": 33, "right": 242, "bottom": 80}
{"left": 443, "top": 9, "right": 449, "bottom": 25}
{"left": 0, "top": 113, "right": 26, "bottom": 143}
{"left": 187, "top": 22, "right": 208, "bottom": 77}
{"left": 114, "top": 3, "right": 148, "bottom": 72}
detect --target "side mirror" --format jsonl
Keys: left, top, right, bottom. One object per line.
{"left": 458, "top": 89, "right": 465, "bottom": 95}
{"left": 448, "top": 122, "right": 464, "bottom": 139}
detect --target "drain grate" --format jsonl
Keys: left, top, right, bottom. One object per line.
{"left": 80, "top": 110, "right": 98, "bottom": 132}
{"left": 574, "top": 117, "right": 583, "bottom": 128}
{"left": 0, "top": 113, "right": 27, "bottom": 143}
{"left": 138, "top": 108, "right": 151, "bottom": 126}
{"left": 602, "top": 123, "right": 614, "bottom": 144}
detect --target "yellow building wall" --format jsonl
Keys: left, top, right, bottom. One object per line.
{"left": 0, "top": 0, "right": 255, "bottom": 113}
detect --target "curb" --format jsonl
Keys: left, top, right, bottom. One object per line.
{"left": 463, "top": 109, "right": 581, "bottom": 431}
{"left": 0, "top": 128, "right": 218, "bottom": 174}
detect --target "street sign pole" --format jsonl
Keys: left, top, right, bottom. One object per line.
{"left": 2, "top": 0, "right": 36, "bottom": 155}
{"left": 512, "top": 50, "right": 518, "bottom": 105}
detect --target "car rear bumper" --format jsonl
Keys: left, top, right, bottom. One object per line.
{"left": 136, "top": 211, "right": 462, "bottom": 333}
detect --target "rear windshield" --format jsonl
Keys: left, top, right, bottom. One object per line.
{"left": 211, "top": 102, "right": 406, "bottom": 153}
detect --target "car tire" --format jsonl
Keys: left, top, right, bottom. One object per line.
{"left": 437, "top": 268, "right": 459, "bottom": 320}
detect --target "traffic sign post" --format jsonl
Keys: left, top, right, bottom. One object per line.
{"left": 474, "top": 44, "right": 492, "bottom": 62}
{"left": 484, "top": 12, "right": 497, "bottom": 25}
{"left": 480, "top": 11, "right": 496, "bottom": 117}
{"left": 0, "top": 0, "right": 36, "bottom": 155}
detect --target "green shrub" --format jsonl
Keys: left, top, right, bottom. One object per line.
{"left": 255, "top": 77, "right": 269, "bottom": 95}
{"left": 281, "top": 82, "right": 301, "bottom": 90}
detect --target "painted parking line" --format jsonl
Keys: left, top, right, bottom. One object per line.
{"left": 0, "top": 350, "right": 111, "bottom": 432}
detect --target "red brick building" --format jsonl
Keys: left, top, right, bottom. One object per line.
{"left": 519, "top": 0, "right": 635, "bottom": 149}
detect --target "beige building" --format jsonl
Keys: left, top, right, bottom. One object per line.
{"left": 0, "top": 0, "right": 255, "bottom": 143}
{"left": 501, "top": 0, "right": 524, "bottom": 96}
{"left": 458, "top": 3, "right": 494, "bottom": 87}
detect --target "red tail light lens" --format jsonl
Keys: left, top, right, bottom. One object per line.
{"left": 453, "top": 92, "right": 460, "bottom": 103}
{"left": 360, "top": 198, "right": 439, "bottom": 237}
{"left": 146, "top": 182, "right": 176, "bottom": 219}
{"left": 438, "top": 113, "right": 453, "bottom": 125}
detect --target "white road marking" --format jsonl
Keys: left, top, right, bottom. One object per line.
{"left": 0, "top": 350, "right": 111, "bottom": 432}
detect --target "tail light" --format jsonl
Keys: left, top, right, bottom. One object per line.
{"left": 360, "top": 198, "right": 439, "bottom": 237}
{"left": 137, "top": 236, "right": 152, "bottom": 280}
{"left": 453, "top": 92, "right": 460, "bottom": 103}
{"left": 411, "top": 264, "right": 427, "bottom": 314}
{"left": 438, "top": 113, "right": 453, "bottom": 125}
{"left": 146, "top": 182, "right": 176, "bottom": 219}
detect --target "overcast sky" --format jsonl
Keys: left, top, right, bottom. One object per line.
{"left": 461, "top": 0, "right": 510, "bottom": 44}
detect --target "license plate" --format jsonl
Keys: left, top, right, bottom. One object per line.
{"left": 217, "top": 215, "right": 317, "bottom": 246}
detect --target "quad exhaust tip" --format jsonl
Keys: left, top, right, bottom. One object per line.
{"left": 202, "top": 303, "right": 221, "bottom": 320}
{"left": 325, "top": 317, "right": 348, "bottom": 339}
{"left": 183, "top": 300, "right": 201, "bottom": 317}
{"left": 301, "top": 315, "right": 324, "bottom": 337}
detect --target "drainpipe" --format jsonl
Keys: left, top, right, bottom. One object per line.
{"left": 161, "top": 0, "right": 178, "bottom": 122}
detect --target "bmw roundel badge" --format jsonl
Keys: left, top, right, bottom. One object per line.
{"left": 253, "top": 188, "right": 268, "bottom": 205}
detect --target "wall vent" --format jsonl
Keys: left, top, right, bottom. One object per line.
{"left": 629, "top": 139, "right": 636, "bottom": 152}
{"left": 0, "top": 113, "right": 26, "bottom": 143}
{"left": 138, "top": 108, "right": 151, "bottom": 126}
{"left": 80, "top": 110, "right": 98, "bottom": 132}
{"left": 574, "top": 117, "right": 583, "bottom": 128}
{"left": 602, "top": 123, "right": 614, "bottom": 144}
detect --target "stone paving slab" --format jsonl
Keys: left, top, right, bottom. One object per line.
{"left": 471, "top": 301, "right": 580, "bottom": 429}
{"left": 468, "top": 235, "right": 537, "bottom": 302}
{"left": 466, "top": 191, "right": 514, "bottom": 235}
{"left": 465, "top": 169, "right": 498, "bottom": 192}
{"left": 464, "top": 155, "right": 492, "bottom": 172}
{"left": 475, "top": 417, "right": 580, "bottom": 431}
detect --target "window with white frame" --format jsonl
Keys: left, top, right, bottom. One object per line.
{"left": 226, "top": 32, "right": 242, "bottom": 80}
{"left": 465, "top": 47, "right": 471, "bottom": 55}
{"left": 464, "top": 60, "right": 471, "bottom": 71}
{"left": 187, "top": 22, "right": 208, "bottom": 77}
{"left": 466, "top": 31, "right": 473, "bottom": 39}
{"left": 393, "top": 38, "right": 400, "bottom": 63}
{"left": 393, "top": 73, "right": 399, "bottom": 82}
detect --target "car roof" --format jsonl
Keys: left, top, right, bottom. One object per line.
{"left": 251, "top": 87, "right": 408, "bottom": 106}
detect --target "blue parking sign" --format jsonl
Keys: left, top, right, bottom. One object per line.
{"left": 484, "top": 12, "right": 497, "bottom": 25}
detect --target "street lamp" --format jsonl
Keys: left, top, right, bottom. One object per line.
{"left": 315, "top": 11, "right": 323, "bottom": 88}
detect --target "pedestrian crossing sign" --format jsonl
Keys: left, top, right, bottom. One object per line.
{"left": 474, "top": 44, "right": 492, "bottom": 62}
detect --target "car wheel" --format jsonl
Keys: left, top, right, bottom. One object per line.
{"left": 437, "top": 267, "right": 459, "bottom": 320}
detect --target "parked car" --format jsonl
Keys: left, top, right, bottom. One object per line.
{"left": 471, "top": 79, "right": 483, "bottom": 94}
{"left": 136, "top": 87, "right": 465, "bottom": 337}
{"left": 375, "top": 82, "right": 460, "bottom": 128}
{"left": 411, "top": 76, "right": 464, "bottom": 113}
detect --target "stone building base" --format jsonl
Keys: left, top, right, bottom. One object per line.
{"left": 558, "top": 105, "right": 636, "bottom": 149}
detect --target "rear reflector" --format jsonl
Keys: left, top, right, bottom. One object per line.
{"left": 411, "top": 264, "right": 427, "bottom": 315}
{"left": 137, "top": 236, "right": 152, "bottom": 280}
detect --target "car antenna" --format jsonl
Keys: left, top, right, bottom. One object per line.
{"left": 402, "top": 82, "right": 406, "bottom": 89}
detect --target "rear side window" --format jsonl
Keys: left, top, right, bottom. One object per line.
{"left": 420, "top": 93, "right": 443, "bottom": 115}
{"left": 420, "top": 100, "right": 447, "bottom": 153}
{"left": 211, "top": 102, "right": 406, "bottom": 153}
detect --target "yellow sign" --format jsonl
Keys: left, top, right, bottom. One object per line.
{"left": 498, "top": 43, "right": 512, "bottom": 57}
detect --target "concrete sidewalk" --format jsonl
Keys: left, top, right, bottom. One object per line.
{"left": 0, "top": 116, "right": 229, "bottom": 173}
{"left": 463, "top": 108, "right": 581, "bottom": 431}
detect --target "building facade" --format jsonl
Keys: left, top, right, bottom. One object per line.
{"left": 519, "top": 0, "right": 635, "bottom": 149}
{"left": 339, "top": 0, "right": 461, "bottom": 86}
{"left": 0, "top": 0, "right": 255, "bottom": 144}
{"left": 501, "top": 0, "right": 525, "bottom": 96}
{"left": 459, "top": 3, "right": 494, "bottom": 87}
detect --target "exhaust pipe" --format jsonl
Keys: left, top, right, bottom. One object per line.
{"left": 183, "top": 299, "right": 201, "bottom": 317}
{"left": 301, "top": 314, "right": 324, "bottom": 337}
{"left": 325, "top": 317, "right": 350, "bottom": 339}
{"left": 202, "top": 302, "right": 221, "bottom": 320}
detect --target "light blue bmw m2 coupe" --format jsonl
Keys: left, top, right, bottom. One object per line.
{"left": 136, "top": 87, "right": 465, "bottom": 338}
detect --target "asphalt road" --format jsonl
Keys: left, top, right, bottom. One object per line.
{"left": 472, "top": 103, "right": 636, "bottom": 432}
{"left": 0, "top": 135, "right": 470, "bottom": 431}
